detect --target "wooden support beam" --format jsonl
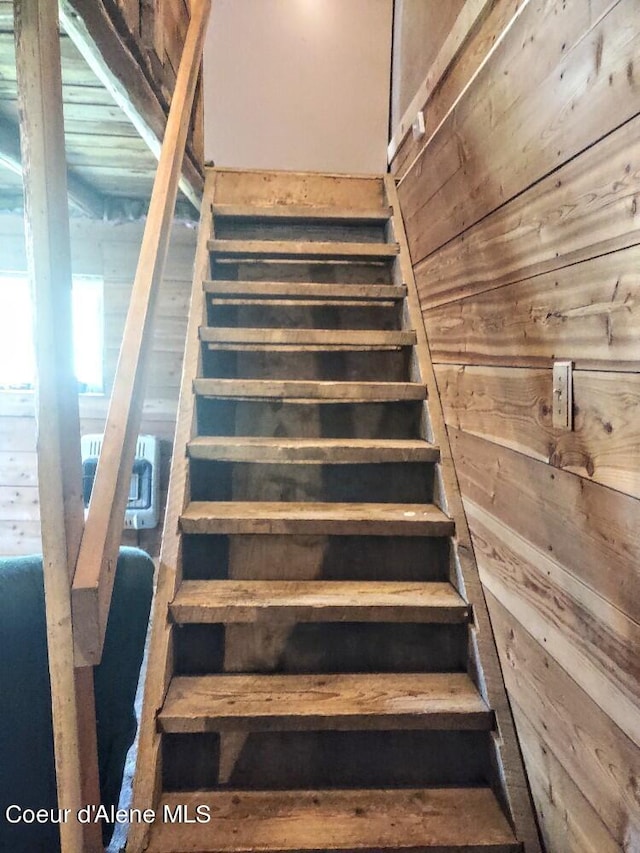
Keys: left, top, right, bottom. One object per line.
{"left": 58, "top": 0, "right": 204, "bottom": 209}
{"left": 14, "top": 1, "right": 101, "bottom": 850}
{"left": 0, "top": 113, "right": 105, "bottom": 218}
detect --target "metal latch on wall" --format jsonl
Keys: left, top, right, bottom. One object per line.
{"left": 552, "top": 360, "right": 573, "bottom": 431}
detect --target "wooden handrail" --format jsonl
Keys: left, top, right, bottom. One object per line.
{"left": 71, "top": 0, "right": 212, "bottom": 667}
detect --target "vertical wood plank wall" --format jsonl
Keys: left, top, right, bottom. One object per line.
{"left": 0, "top": 214, "right": 196, "bottom": 557}
{"left": 391, "top": 0, "right": 640, "bottom": 850}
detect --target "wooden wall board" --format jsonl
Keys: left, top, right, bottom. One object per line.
{"left": 512, "top": 702, "right": 620, "bottom": 853}
{"left": 0, "top": 214, "right": 195, "bottom": 557}
{"left": 414, "top": 114, "right": 640, "bottom": 309}
{"left": 0, "top": 520, "right": 41, "bottom": 555}
{"left": 395, "top": 0, "right": 640, "bottom": 846}
{"left": 486, "top": 594, "right": 640, "bottom": 850}
{"left": 424, "top": 246, "right": 640, "bottom": 371}
{"left": 390, "top": 0, "right": 467, "bottom": 135}
{"left": 398, "top": 0, "right": 638, "bottom": 263}
{"left": 448, "top": 428, "right": 640, "bottom": 624}
{"left": 436, "top": 365, "right": 640, "bottom": 498}
{"left": 391, "top": 0, "right": 526, "bottom": 179}
{"left": 467, "top": 499, "right": 640, "bottom": 747}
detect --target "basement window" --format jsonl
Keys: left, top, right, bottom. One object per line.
{"left": 0, "top": 273, "right": 104, "bottom": 393}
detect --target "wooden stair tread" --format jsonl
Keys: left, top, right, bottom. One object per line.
{"left": 210, "top": 297, "right": 400, "bottom": 309}
{"left": 204, "top": 280, "right": 407, "bottom": 300}
{"left": 200, "top": 327, "right": 416, "bottom": 347}
{"left": 180, "top": 501, "right": 454, "bottom": 536}
{"left": 148, "top": 788, "right": 521, "bottom": 852}
{"left": 187, "top": 436, "right": 439, "bottom": 463}
{"left": 193, "top": 378, "right": 426, "bottom": 401}
{"left": 208, "top": 239, "right": 399, "bottom": 260}
{"left": 212, "top": 203, "right": 392, "bottom": 222}
{"left": 158, "top": 673, "right": 492, "bottom": 732}
{"left": 170, "top": 580, "right": 469, "bottom": 624}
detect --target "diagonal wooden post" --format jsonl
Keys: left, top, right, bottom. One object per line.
{"left": 14, "top": 1, "right": 101, "bottom": 849}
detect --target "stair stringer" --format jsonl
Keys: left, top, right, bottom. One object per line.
{"left": 384, "top": 174, "right": 542, "bottom": 853}
{"left": 126, "top": 172, "right": 217, "bottom": 853}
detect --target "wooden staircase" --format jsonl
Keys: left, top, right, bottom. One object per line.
{"left": 128, "top": 170, "right": 540, "bottom": 853}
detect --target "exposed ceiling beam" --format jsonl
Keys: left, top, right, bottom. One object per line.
{"left": 0, "top": 114, "right": 106, "bottom": 218}
{"left": 59, "top": 0, "right": 204, "bottom": 210}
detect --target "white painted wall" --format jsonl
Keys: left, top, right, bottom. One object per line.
{"left": 203, "top": 0, "right": 393, "bottom": 174}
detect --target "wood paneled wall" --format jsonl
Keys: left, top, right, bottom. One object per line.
{"left": 106, "top": 0, "right": 203, "bottom": 162}
{"left": 0, "top": 213, "right": 196, "bottom": 557}
{"left": 392, "top": 0, "right": 640, "bottom": 850}
{"left": 390, "top": 0, "right": 465, "bottom": 130}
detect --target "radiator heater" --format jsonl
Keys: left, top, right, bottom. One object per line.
{"left": 81, "top": 434, "right": 160, "bottom": 530}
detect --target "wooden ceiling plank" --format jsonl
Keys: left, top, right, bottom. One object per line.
{"left": 0, "top": 113, "right": 105, "bottom": 217}
{"left": 58, "top": 0, "right": 203, "bottom": 209}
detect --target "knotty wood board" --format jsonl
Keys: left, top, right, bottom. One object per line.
{"left": 424, "top": 246, "right": 640, "bottom": 371}
{"left": 414, "top": 117, "right": 640, "bottom": 309}
{"left": 170, "top": 580, "right": 468, "bottom": 625}
{"left": 467, "top": 499, "right": 640, "bottom": 748}
{"left": 391, "top": 0, "right": 525, "bottom": 178}
{"left": 158, "top": 672, "right": 491, "bottom": 732}
{"left": 147, "top": 788, "right": 519, "bottom": 853}
{"left": 180, "top": 501, "right": 454, "bottom": 537}
{"left": 436, "top": 365, "right": 640, "bottom": 498}
{"left": 187, "top": 436, "right": 439, "bottom": 464}
{"left": 512, "top": 701, "right": 619, "bottom": 853}
{"left": 487, "top": 594, "right": 640, "bottom": 849}
{"left": 449, "top": 428, "right": 640, "bottom": 623}
{"left": 193, "top": 378, "right": 427, "bottom": 402}
{"left": 399, "top": 0, "right": 635, "bottom": 263}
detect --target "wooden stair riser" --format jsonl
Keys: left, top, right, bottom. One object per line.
{"left": 212, "top": 203, "right": 392, "bottom": 222}
{"left": 161, "top": 730, "right": 498, "bottom": 794}
{"left": 213, "top": 219, "right": 388, "bottom": 245}
{"left": 204, "top": 301, "right": 404, "bottom": 331}
{"left": 210, "top": 259, "right": 395, "bottom": 287}
{"left": 173, "top": 621, "right": 469, "bottom": 676}
{"left": 201, "top": 346, "right": 414, "bottom": 382}
{"left": 181, "top": 533, "right": 452, "bottom": 584}
{"left": 188, "top": 460, "right": 436, "bottom": 505}
{"left": 196, "top": 397, "right": 428, "bottom": 440}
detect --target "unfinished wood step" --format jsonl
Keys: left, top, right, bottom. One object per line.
{"left": 212, "top": 203, "right": 392, "bottom": 223}
{"left": 158, "top": 672, "right": 492, "bottom": 733}
{"left": 187, "top": 436, "right": 439, "bottom": 464}
{"left": 180, "top": 502, "right": 454, "bottom": 536}
{"left": 148, "top": 788, "right": 521, "bottom": 852}
{"left": 193, "top": 378, "right": 426, "bottom": 402}
{"left": 170, "top": 580, "right": 469, "bottom": 624}
{"left": 204, "top": 280, "right": 407, "bottom": 301}
{"left": 208, "top": 239, "right": 399, "bottom": 260}
{"left": 200, "top": 328, "right": 415, "bottom": 347}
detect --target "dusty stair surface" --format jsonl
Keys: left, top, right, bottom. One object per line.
{"left": 128, "top": 169, "right": 541, "bottom": 853}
